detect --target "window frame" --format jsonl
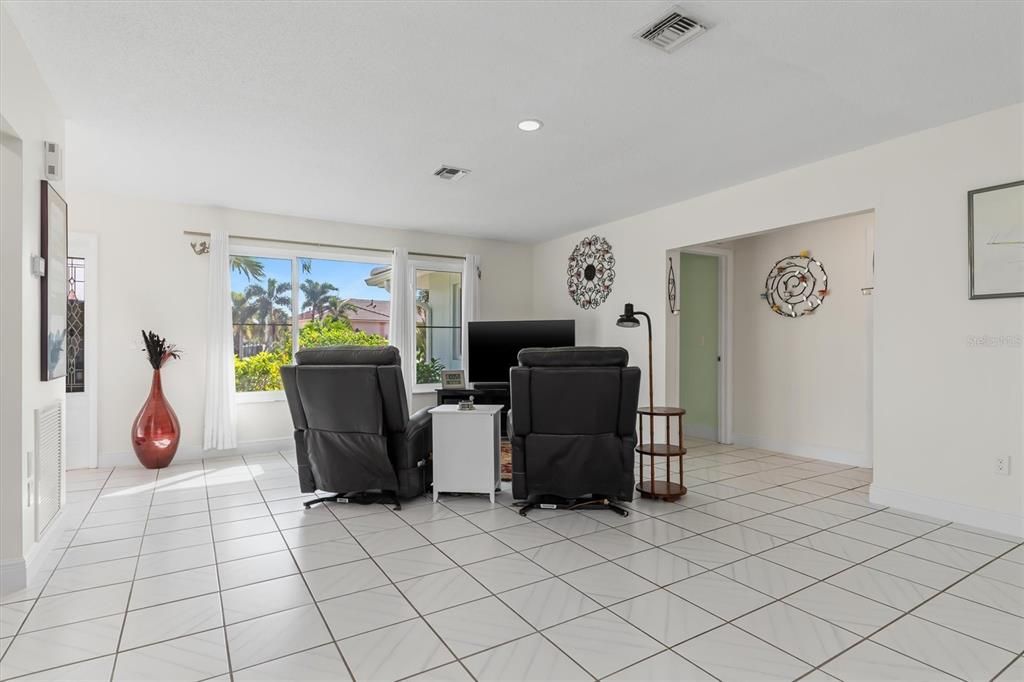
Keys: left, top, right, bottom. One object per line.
{"left": 231, "top": 243, "right": 391, "bottom": 402}
{"left": 230, "top": 245, "right": 463, "bottom": 401}
{"left": 410, "top": 258, "right": 464, "bottom": 393}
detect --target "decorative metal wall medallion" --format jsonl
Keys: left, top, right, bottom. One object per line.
{"left": 567, "top": 235, "right": 615, "bottom": 309}
{"left": 764, "top": 253, "right": 828, "bottom": 317}
{"left": 667, "top": 256, "right": 678, "bottom": 315}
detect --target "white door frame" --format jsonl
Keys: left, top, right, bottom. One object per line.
{"left": 667, "top": 245, "right": 734, "bottom": 445}
{"left": 67, "top": 232, "right": 98, "bottom": 469}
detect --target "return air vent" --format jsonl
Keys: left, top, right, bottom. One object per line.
{"left": 34, "top": 401, "right": 63, "bottom": 540}
{"left": 635, "top": 8, "right": 708, "bottom": 53}
{"left": 433, "top": 165, "right": 471, "bottom": 181}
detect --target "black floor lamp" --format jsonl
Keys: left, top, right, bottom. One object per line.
{"left": 616, "top": 302, "right": 688, "bottom": 501}
{"left": 618, "top": 301, "right": 651, "bottom": 458}
{"left": 616, "top": 303, "right": 653, "bottom": 414}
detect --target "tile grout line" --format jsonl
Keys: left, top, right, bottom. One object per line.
{"left": 0, "top": 469, "right": 138, "bottom": 681}
{"left": 6, "top": 448, "right": 1019, "bottom": 682}
{"left": 0, "top": 465, "right": 993, "bottom": 620}
{"left": 628, "top": 489, "right": 1018, "bottom": 673}
{"left": 203, "top": 456, "right": 236, "bottom": 681}
{"left": 423, "top": 451, "right": 858, "bottom": 678}
{"left": 109, "top": 465, "right": 172, "bottom": 682}
{"left": 393, "top": 454, "right": 875, "bottom": 679}
{"left": 0, "top": 466, "right": 117, "bottom": 677}
{"left": 991, "top": 652, "right": 1022, "bottom": 682}
{"left": 451, "top": 467, "right": 1018, "bottom": 680}
{"left": 286, "top": 451, "right": 594, "bottom": 680}
{"left": 593, "top": 521, "right": 1019, "bottom": 679}
{"left": 794, "top": 536, "right": 1024, "bottom": 681}
{"left": 236, "top": 450, "right": 359, "bottom": 681}
{"left": 77, "top": 454, "right": 958, "bottom": 671}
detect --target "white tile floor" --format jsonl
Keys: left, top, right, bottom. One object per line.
{"left": 1, "top": 441, "right": 1022, "bottom": 681}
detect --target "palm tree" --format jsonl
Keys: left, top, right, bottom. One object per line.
{"left": 231, "top": 292, "right": 257, "bottom": 354}
{"left": 322, "top": 296, "right": 357, "bottom": 321}
{"left": 300, "top": 279, "right": 338, "bottom": 321}
{"left": 230, "top": 255, "right": 265, "bottom": 282}
{"left": 245, "top": 277, "right": 291, "bottom": 349}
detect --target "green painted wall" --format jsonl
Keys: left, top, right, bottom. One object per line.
{"left": 678, "top": 252, "right": 719, "bottom": 437}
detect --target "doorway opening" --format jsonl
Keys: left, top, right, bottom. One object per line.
{"left": 668, "top": 210, "right": 874, "bottom": 467}
{"left": 675, "top": 247, "right": 731, "bottom": 444}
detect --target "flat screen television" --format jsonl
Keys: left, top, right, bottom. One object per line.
{"left": 468, "top": 319, "right": 575, "bottom": 384}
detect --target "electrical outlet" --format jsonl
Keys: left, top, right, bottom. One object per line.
{"left": 995, "top": 456, "right": 1010, "bottom": 476}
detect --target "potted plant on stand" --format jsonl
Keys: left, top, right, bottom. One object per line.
{"left": 131, "top": 330, "right": 182, "bottom": 469}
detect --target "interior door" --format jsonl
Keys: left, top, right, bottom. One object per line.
{"left": 678, "top": 252, "right": 719, "bottom": 441}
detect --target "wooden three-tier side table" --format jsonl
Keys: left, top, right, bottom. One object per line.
{"left": 636, "top": 406, "right": 687, "bottom": 501}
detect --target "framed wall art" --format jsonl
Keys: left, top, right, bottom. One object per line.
{"left": 41, "top": 180, "right": 68, "bottom": 381}
{"left": 968, "top": 180, "right": 1023, "bottom": 300}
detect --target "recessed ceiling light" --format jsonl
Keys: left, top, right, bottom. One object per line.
{"left": 517, "top": 119, "right": 543, "bottom": 132}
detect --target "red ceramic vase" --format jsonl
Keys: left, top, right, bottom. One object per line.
{"left": 131, "top": 369, "right": 180, "bottom": 469}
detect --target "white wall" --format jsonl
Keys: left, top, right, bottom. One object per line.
{"left": 66, "top": 188, "right": 534, "bottom": 465}
{"left": 0, "top": 6, "right": 67, "bottom": 577}
{"left": 533, "top": 104, "right": 1024, "bottom": 535}
{"left": 730, "top": 212, "right": 873, "bottom": 466}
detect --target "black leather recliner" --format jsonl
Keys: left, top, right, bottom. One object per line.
{"left": 508, "top": 346, "right": 641, "bottom": 516}
{"left": 280, "top": 346, "right": 432, "bottom": 508}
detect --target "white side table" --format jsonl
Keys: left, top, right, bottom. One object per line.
{"left": 429, "top": 404, "right": 502, "bottom": 503}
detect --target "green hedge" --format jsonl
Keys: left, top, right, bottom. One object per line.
{"left": 298, "top": 316, "right": 388, "bottom": 348}
{"left": 234, "top": 316, "right": 390, "bottom": 392}
{"left": 234, "top": 350, "right": 290, "bottom": 392}
{"left": 233, "top": 317, "right": 453, "bottom": 391}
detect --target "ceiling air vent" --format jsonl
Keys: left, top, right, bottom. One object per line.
{"left": 433, "top": 165, "right": 471, "bottom": 181}
{"left": 635, "top": 8, "right": 708, "bottom": 53}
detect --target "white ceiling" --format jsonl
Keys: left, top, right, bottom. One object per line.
{"left": 5, "top": 1, "right": 1023, "bottom": 242}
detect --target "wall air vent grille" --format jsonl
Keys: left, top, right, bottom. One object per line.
{"left": 433, "top": 166, "right": 471, "bottom": 181}
{"left": 35, "top": 401, "right": 63, "bottom": 539}
{"left": 635, "top": 9, "right": 708, "bottom": 53}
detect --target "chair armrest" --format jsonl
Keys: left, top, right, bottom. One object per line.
{"left": 507, "top": 409, "right": 516, "bottom": 438}
{"left": 406, "top": 405, "right": 432, "bottom": 440}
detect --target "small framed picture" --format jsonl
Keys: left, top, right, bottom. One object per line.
{"left": 440, "top": 369, "right": 466, "bottom": 389}
{"left": 969, "top": 180, "right": 1023, "bottom": 299}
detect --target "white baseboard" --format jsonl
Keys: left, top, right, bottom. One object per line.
{"left": 870, "top": 484, "right": 1024, "bottom": 538}
{"left": 1, "top": 493, "right": 84, "bottom": 596}
{"left": 732, "top": 433, "right": 870, "bottom": 468}
{"left": 99, "top": 437, "right": 294, "bottom": 468}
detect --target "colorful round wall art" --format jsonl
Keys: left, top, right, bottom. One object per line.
{"left": 567, "top": 235, "right": 616, "bottom": 309}
{"left": 763, "top": 253, "right": 828, "bottom": 317}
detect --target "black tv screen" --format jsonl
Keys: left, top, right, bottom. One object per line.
{"left": 468, "top": 320, "right": 575, "bottom": 383}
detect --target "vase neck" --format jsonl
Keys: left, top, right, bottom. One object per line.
{"left": 150, "top": 369, "right": 163, "bottom": 395}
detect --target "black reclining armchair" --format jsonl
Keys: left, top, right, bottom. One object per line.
{"left": 508, "top": 347, "right": 640, "bottom": 516}
{"left": 280, "top": 346, "right": 431, "bottom": 509}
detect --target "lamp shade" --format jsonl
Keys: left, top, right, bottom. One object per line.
{"left": 616, "top": 302, "right": 640, "bottom": 328}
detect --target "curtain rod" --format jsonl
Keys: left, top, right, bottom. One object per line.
{"left": 182, "top": 230, "right": 466, "bottom": 261}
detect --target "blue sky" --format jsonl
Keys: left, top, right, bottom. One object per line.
{"left": 231, "top": 257, "right": 389, "bottom": 304}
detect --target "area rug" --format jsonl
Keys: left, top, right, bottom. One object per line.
{"left": 500, "top": 439, "right": 512, "bottom": 481}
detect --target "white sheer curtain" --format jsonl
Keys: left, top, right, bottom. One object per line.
{"left": 203, "top": 230, "right": 237, "bottom": 450}
{"left": 388, "top": 247, "right": 414, "bottom": 405}
{"left": 462, "top": 254, "right": 480, "bottom": 379}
